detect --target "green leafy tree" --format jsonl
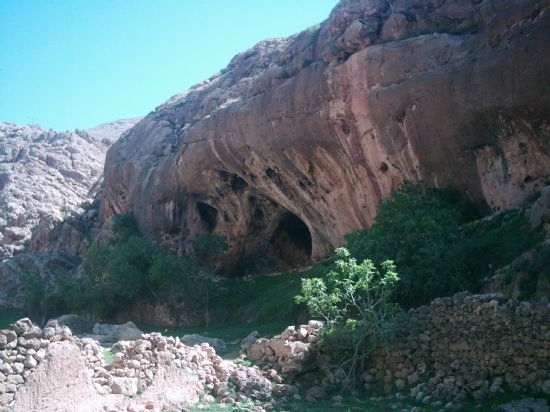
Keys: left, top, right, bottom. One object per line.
{"left": 111, "top": 212, "right": 140, "bottom": 241}
{"left": 296, "top": 247, "right": 400, "bottom": 389}
{"left": 18, "top": 271, "right": 46, "bottom": 320}
{"left": 192, "top": 232, "right": 228, "bottom": 268}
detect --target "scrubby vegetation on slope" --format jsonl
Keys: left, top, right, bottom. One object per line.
{"left": 18, "top": 183, "right": 543, "bottom": 329}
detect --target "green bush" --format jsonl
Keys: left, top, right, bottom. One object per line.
{"left": 344, "top": 183, "right": 542, "bottom": 307}
{"left": 32, "top": 212, "right": 230, "bottom": 321}
{"left": 296, "top": 247, "right": 400, "bottom": 389}
{"left": 111, "top": 212, "right": 140, "bottom": 241}
{"left": 192, "top": 232, "right": 228, "bottom": 268}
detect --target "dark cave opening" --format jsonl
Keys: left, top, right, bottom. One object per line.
{"left": 196, "top": 202, "right": 218, "bottom": 232}
{"left": 267, "top": 212, "right": 312, "bottom": 270}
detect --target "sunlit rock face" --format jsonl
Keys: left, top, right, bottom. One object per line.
{"left": 101, "top": 0, "right": 550, "bottom": 274}
{"left": 0, "top": 119, "right": 140, "bottom": 261}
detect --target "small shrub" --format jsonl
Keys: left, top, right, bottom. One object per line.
{"left": 192, "top": 232, "right": 228, "bottom": 268}
{"left": 111, "top": 212, "right": 140, "bottom": 241}
{"left": 295, "top": 247, "right": 400, "bottom": 390}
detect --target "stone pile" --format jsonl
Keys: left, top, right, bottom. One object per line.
{"left": 0, "top": 318, "right": 293, "bottom": 411}
{"left": 0, "top": 318, "right": 73, "bottom": 407}
{"left": 363, "top": 293, "right": 550, "bottom": 404}
{"left": 246, "top": 320, "right": 324, "bottom": 376}
{"left": 90, "top": 331, "right": 290, "bottom": 404}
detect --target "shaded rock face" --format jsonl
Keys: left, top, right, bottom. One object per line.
{"left": 102, "top": 0, "right": 550, "bottom": 272}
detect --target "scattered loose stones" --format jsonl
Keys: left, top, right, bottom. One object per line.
{"left": 0, "top": 318, "right": 287, "bottom": 411}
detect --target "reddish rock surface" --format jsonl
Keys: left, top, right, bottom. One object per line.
{"left": 101, "top": 0, "right": 550, "bottom": 273}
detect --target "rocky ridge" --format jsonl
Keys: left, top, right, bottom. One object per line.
{"left": 101, "top": 0, "right": 550, "bottom": 273}
{"left": 86, "top": 117, "right": 143, "bottom": 146}
{"left": 0, "top": 119, "right": 139, "bottom": 261}
{"left": 0, "top": 119, "right": 140, "bottom": 304}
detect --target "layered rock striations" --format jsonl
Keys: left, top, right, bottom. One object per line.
{"left": 101, "top": 0, "right": 550, "bottom": 273}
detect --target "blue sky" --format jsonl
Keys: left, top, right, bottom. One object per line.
{"left": 0, "top": 0, "right": 338, "bottom": 131}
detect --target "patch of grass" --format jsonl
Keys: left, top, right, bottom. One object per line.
{"left": 233, "top": 358, "right": 255, "bottom": 367}
{"left": 102, "top": 347, "right": 113, "bottom": 365}
{"left": 0, "top": 307, "right": 23, "bottom": 329}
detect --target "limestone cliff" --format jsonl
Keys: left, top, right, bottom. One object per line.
{"left": 101, "top": 0, "right": 550, "bottom": 273}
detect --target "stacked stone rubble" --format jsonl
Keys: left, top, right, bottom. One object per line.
{"left": 245, "top": 293, "right": 550, "bottom": 404}
{"left": 0, "top": 318, "right": 291, "bottom": 410}
{"left": 0, "top": 318, "right": 73, "bottom": 408}
{"left": 247, "top": 320, "right": 324, "bottom": 376}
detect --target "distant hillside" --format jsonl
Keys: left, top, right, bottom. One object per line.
{"left": 0, "top": 118, "right": 140, "bottom": 260}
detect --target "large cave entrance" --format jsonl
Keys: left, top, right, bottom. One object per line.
{"left": 267, "top": 212, "right": 312, "bottom": 270}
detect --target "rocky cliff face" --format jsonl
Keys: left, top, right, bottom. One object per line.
{"left": 102, "top": 0, "right": 550, "bottom": 273}
{"left": 0, "top": 119, "right": 140, "bottom": 261}
{"left": 86, "top": 117, "right": 143, "bottom": 145}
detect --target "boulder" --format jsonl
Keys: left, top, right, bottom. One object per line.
{"left": 10, "top": 341, "right": 107, "bottom": 411}
{"left": 240, "top": 331, "right": 259, "bottom": 351}
{"left": 10, "top": 318, "right": 33, "bottom": 336}
{"left": 54, "top": 314, "right": 93, "bottom": 335}
{"left": 180, "top": 334, "right": 226, "bottom": 352}
{"left": 110, "top": 377, "right": 138, "bottom": 396}
{"left": 92, "top": 321, "right": 143, "bottom": 343}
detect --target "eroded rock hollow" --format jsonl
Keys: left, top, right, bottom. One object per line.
{"left": 101, "top": 0, "right": 550, "bottom": 273}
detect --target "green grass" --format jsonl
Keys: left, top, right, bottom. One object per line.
{"left": 0, "top": 307, "right": 24, "bottom": 329}
{"left": 188, "top": 392, "right": 550, "bottom": 412}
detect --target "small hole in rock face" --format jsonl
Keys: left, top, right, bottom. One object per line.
{"left": 518, "top": 142, "right": 528, "bottom": 154}
{"left": 197, "top": 202, "right": 218, "bottom": 232}
{"left": 380, "top": 162, "right": 389, "bottom": 173}
{"left": 266, "top": 168, "right": 276, "bottom": 179}
{"left": 231, "top": 175, "right": 248, "bottom": 192}
{"left": 249, "top": 208, "right": 265, "bottom": 235}
{"left": 341, "top": 120, "right": 351, "bottom": 135}
{"left": 218, "top": 170, "right": 230, "bottom": 181}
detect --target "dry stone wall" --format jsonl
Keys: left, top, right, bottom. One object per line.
{"left": 364, "top": 293, "right": 550, "bottom": 403}
{"left": 246, "top": 293, "right": 550, "bottom": 406}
